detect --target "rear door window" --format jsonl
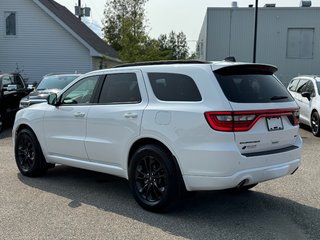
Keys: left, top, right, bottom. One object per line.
{"left": 98, "top": 73, "right": 141, "bottom": 104}
{"left": 148, "top": 73, "right": 202, "bottom": 101}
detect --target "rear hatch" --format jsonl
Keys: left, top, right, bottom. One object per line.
{"left": 210, "top": 64, "right": 299, "bottom": 156}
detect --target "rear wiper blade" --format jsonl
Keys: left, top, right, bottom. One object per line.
{"left": 270, "top": 96, "right": 288, "bottom": 101}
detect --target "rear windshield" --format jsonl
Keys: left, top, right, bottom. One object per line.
{"left": 215, "top": 73, "right": 293, "bottom": 103}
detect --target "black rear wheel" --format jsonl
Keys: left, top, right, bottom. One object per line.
{"left": 311, "top": 111, "right": 320, "bottom": 137}
{"left": 129, "top": 144, "right": 183, "bottom": 212}
{"left": 15, "top": 129, "right": 48, "bottom": 177}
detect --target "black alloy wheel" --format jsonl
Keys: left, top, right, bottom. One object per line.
{"left": 0, "top": 113, "right": 3, "bottom": 133}
{"left": 129, "top": 144, "right": 183, "bottom": 212}
{"left": 135, "top": 155, "right": 168, "bottom": 205}
{"left": 311, "top": 111, "right": 320, "bottom": 137}
{"left": 15, "top": 129, "right": 48, "bottom": 176}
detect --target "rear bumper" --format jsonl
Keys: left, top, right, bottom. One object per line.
{"left": 183, "top": 159, "right": 300, "bottom": 191}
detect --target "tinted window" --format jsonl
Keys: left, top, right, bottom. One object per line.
{"left": 296, "top": 79, "right": 308, "bottom": 93}
{"left": 215, "top": 73, "right": 293, "bottom": 103}
{"left": 148, "top": 73, "right": 201, "bottom": 101}
{"left": 288, "top": 79, "right": 299, "bottom": 92}
{"left": 99, "top": 73, "right": 141, "bottom": 104}
{"left": 303, "top": 80, "right": 315, "bottom": 96}
{"left": 1, "top": 74, "right": 14, "bottom": 87}
{"left": 13, "top": 75, "right": 24, "bottom": 89}
{"left": 317, "top": 82, "right": 320, "bottom": 95}
{"left": 61, "top": 76, "right": 99, "bottom": 104}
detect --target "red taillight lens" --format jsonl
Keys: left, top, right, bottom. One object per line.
{"left": 205, "top": 112, "right": 258, "bottom": 132}
{"left": 205, "top": 109, "right": 299, "bottom": 132}
{"left": 205, "top": 112, "right": 233, "bottom": 131}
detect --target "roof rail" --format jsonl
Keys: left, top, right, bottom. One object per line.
{"left": 113, "top": 60, "right": 211, "bottom": 68}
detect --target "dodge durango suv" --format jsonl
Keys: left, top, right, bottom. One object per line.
{"left": 13, "top": 61, "right": 302, "bottom": 212}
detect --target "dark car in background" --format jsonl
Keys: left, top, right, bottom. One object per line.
{"left": 19, "top": 73, "right": 81, "bottom": 108}
{"left": 0, "top": 73, "right": 31, "bottom": 132}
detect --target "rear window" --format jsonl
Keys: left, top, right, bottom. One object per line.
{"left": 148, "top": 73, "right": 202, "bottom": 101}
{"left": 215, "top": 73, "right": 293, "bottom": 103}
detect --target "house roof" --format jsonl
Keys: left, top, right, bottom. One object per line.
{"left": 37, "top": 0, "right": 119, "bottom": 61}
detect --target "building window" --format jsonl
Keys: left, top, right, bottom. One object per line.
{"left": 5, "top": 12, "right": 16, "bottom": 36}
{"left": 287, "top": 28, "right": 314, "bottom": 59}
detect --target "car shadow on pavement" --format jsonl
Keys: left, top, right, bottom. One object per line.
{"left": 18, "top": 165, "right": 320, "bottom": 240}
{"left": 0, "top": 127, "right": 12, "bottom": 140}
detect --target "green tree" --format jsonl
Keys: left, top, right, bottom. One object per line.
{"left": 102, "top": 0, "right": 148, "bottom": 62}
{"left": 102, "top": 0, "right": 190, "bottom": 62}
{"left": 158, "top": 31, "right": 189, "bottom": 60}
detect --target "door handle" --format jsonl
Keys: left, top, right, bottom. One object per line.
{"left": 73, "top": 112, "right": 86, "bottom": 118}
{"left": 124, "top": 113, "right": 138, "bottom": 119}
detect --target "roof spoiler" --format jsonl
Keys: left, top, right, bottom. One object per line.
{"left": 214, "top": 64, "right": 278, "bottom": 75}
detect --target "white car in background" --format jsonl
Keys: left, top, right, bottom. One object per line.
{"left": 287, "top": 75, "right": 320, "bottom": 136}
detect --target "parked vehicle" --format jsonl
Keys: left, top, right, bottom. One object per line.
{"left": 19, "top": 73, "right": 81, "bottom": 108}
{"left": 0, "top": 73, "right": 31, "bottom": 132}
{"left": 13, "top": 61, "right": 302, "bottom": 212}
{"left": 287, "top": 75, "right": 320, "bottom": 136}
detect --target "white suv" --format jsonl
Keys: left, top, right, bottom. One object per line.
{"left": 13, "top": 61, "right": 302, "bottom": 212}
{"left": 287, "top": 75, "right": 320, "bottom": 136}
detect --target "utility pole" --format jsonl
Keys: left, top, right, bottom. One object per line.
{"left": 253, "top": 0, "right": 258, "bottom": 63}
{"left": 78, "top": 0, "right": 82, "bottom": 19}
{"left": 75, "top": 0, "right": 91, "bottom": 20}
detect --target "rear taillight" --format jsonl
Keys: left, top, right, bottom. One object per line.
{"left": 205, "top": 109, "right": 299, "bottom": 132}
{"left": 290, "top": 110, "right": 300, "bottom": 126}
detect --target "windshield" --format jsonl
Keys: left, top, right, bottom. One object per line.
{"left": 317, "top": 82, "right": 320, "bottom": 95}
{"left": 37, "top": 75, "right": 79, "bottom": 90}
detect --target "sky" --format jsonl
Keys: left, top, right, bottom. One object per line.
{"left": 55, "top": 0, "right": 320, "bottom": 52}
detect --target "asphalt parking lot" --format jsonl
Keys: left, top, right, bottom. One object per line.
{"left": 0, "top": 126, "right": 319, "bottom": 240}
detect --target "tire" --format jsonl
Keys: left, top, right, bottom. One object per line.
{"left": 15, "top": 128, "right": 48, "bottom": 177}
{"left": 311, "top": 111, "right": 320, "bottom": 137}
{"left": 0, "top": 113, "right": 3, "bottom": 133}
{"left": 129, "top": 144, "right": 183, "bottom": 212}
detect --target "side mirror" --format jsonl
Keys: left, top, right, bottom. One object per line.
{"left": 7, "top": 84, "right": 17, "bottom": 91}
{"left": 301, "top": 92, "right": 311, "bottom": 101}
{"left": 47, "top": 93, "right": 59, "bottom": 106}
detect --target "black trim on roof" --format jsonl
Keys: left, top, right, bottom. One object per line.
{"left": 113, "top": 60, "right": 211, "bottom": 68}
{"left": 214, "top": 64, "right": 278, "bottom": 75}
{"left": 38, "top": 0, "right": 118, "bottom": 59}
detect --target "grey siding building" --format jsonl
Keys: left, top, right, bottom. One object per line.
{"left": 0, "top": 0, "right": 121, "bottom": 83}
{"left": 198, "top": 6, "right": 320, "bottom": 85}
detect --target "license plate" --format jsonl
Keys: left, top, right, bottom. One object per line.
{"left": 266, "top": 116, "right": 283, "bottom": 131}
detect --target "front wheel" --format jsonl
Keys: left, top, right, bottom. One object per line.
{"left": 311, "top": 111, "right": 320, "bottom": 137}
{"left": 15, "top": 128, "right": 48, "bottom": 177}
{"left": 129, "top": 144, "right": 183, "bottom": 212}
